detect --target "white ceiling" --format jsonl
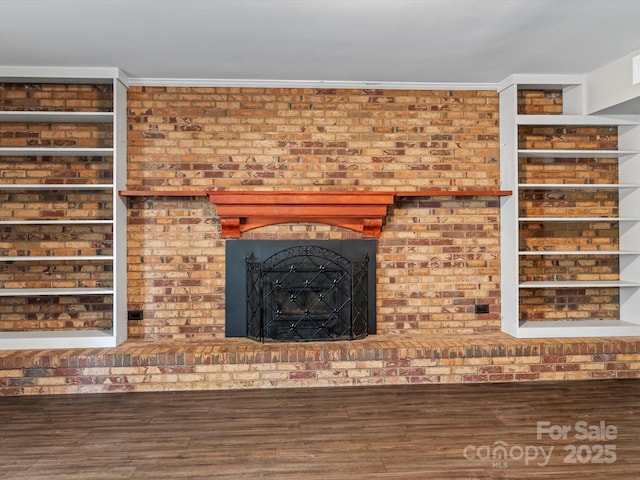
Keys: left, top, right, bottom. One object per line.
{"left": 2, "top": 0, "right": 640, "bottom": 85}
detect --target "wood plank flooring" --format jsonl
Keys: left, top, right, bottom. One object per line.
{"left": 1, "top": 379, "right": 639, "bottom": 479}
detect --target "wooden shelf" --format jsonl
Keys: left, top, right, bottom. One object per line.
{"left": 394, "top": 189, "right": 511, "bottom": 197}
{"left": 119, "top": 189, "right": 511, "bottom": 198}
{"left": 208, "top": 190, "right": 512, "bottom": 238}
{"left": 118, "top": 189, "right": 511, "bottom": 238}
{"left": 119, "top": 190, "right": 208, "bottom": 197}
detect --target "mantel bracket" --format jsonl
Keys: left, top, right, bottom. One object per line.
{"left": 206, "top": 191, "right": 396, "bottom": 238}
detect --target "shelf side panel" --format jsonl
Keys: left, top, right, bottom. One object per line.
{"left": 500, "top": 84, "right": 519, "bottom": 336}
{"left": 112, "top": 78, "right": 128, "bottom": 345}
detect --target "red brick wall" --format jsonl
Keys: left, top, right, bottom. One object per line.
{"left": 518, "top": 89, "right": 563, "bottom": 115}
{"left": 0, "top": 83, "right": 113, "bottom": 112}
{"left": 125, "top": 87, "right": 502, "bottom": 338}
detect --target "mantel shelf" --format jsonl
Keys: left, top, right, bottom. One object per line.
{"left": 118, "top": 190, "right": 208, "bottom": 197}
{"left": 395, "top": 189, "right": 511, "bottom": 197}
{"left": 119, "top": 189, "right": 511, "bottom": 198}
{"left": 118, "top": 189, "right": 512, "bottom": 238}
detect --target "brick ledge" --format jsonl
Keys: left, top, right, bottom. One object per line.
{"left": 2, "top": 332, "right": 640, "bottom": 367}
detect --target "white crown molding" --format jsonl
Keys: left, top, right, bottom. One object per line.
{"left": 127, "top": 77, "right": 498, "bottom": 91}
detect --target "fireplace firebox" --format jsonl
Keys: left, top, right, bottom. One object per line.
{"left": 225, "top": 240, "right": 376, "bottom": 342}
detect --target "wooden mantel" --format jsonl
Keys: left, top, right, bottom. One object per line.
{"left": 207, "top": 191, "right": 396, "bottom": 238}
{"left": 119, "top": 189, "right": 511, "bottom": 238}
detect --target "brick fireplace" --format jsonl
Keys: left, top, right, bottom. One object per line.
{"left": 123, "top": 86, "right": 505, "bottom": 340}
{"left": 3, "top": 84, "right": 640, "bottom": 396}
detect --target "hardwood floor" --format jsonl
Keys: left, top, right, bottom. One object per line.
{"left": 1, "top": 380, "right": 639, "bottom": 479}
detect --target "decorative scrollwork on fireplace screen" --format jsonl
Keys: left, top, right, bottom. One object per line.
{"left": 246, "top": 246, "right": 369, "bottom": 342}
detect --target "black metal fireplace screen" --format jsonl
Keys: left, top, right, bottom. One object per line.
{"left": 225, "top": 240, "right": 376, "bottom": 342}
{"left": 247, "top": 246, "right": 368, "bottom": 342}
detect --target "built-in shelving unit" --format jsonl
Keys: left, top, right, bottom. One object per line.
{"left": 499, "top": 74, "right": 640, "bottom": 338}
{"left": 0, "top": 67, "right": 128, "bottom": 349}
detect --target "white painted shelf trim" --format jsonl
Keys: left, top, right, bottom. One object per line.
{"left": 0, "top": 220, "right": 113, "bottom": 225}
{"left": 0, "top": 111, "right": 113, "bottom": 123}
{"left": 515, "top": 320, "right": 640, "bottom": 338}
{"left": 0, "top": 147, "right": 113, "bottom": 156}
{"left": 516, "top": 114, "right": 640, "bottom": 125}
{"left": 1, "top": 256, "right": 114, "bottom": 261}
{"left": 519, "top": 217, "right": 640, "bottom": 222}
{"left": 518, "top": 149, "right": 639, "bottom": 158}
{"left": 0, "top": 330, "right": 119, "bottom": 350}
{"left": 518, "top": 183, "right": 639, "bottom": 189}
{"left": 0, "top": 287, "right": 114, "bottom": 297}
{"left": 519, "top": 281, "right": 640, "bottom": 288}
{"left": 519, "top": 250, "right": 640, "bottom": 255}
{"left": 0, "top": 184, "right": 114, "bottom": 190}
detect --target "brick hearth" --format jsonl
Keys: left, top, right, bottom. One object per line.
{"left": 2, "top": 333, "right": 639, "bottom": 395}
